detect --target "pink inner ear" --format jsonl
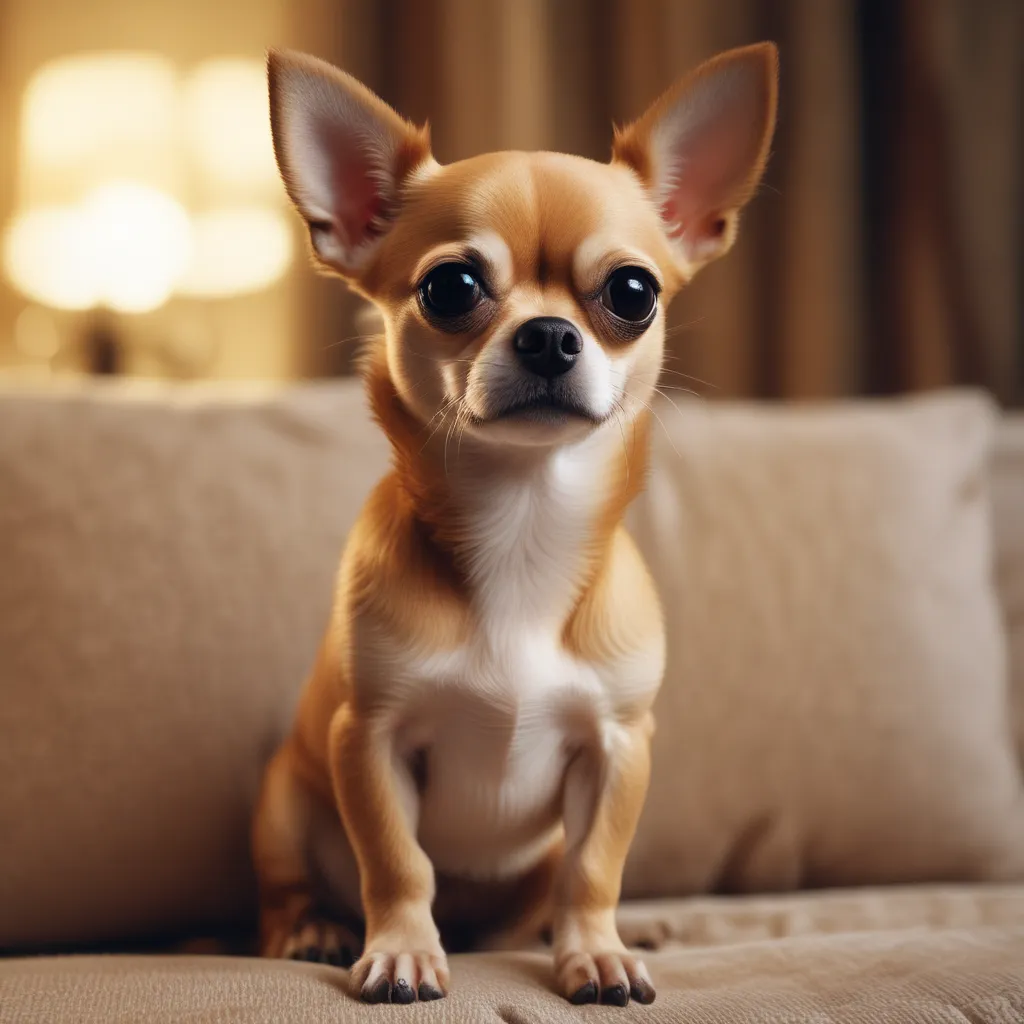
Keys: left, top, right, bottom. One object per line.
{"left": 659, "top": 82, "right": 764, "bottom": 242}
{"left": 661, "top": 200, "right": 684, "bottom": 239}
{"left": 332, "top": 150, "right": 387, "bottom": 251}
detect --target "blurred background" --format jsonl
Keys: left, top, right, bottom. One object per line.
{"left": 0, "top": 0, "right": 1020, "bottom": 403}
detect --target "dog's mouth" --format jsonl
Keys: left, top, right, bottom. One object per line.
{"left": 472, "top": 381, "right": 604, "bottom": 427}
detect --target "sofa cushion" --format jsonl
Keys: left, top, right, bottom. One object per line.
{"left": 0, "top": 379, "right": 387, "bottom": 949}
{"left": 3, "top": 885, "right": 1024, "bottom": 1024}
{"left": 614, "top": 882, "right": 1024, "bottom": 950}
{"left": 624, "top": 391, "right": 1024, "bottom": 896}
{"left": 1, "top": 381, "right": 1022, "bottom": 950}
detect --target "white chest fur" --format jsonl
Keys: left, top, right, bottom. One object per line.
{"left": 363, "top": 432, "right": 660, "bottom": 878}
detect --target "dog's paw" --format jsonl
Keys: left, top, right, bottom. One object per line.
{"left": 280, "top": 917, "right": 360, "bottom": 968}
{"left": 557, "top": 950, "right": 655, "bottom": 1006}
{"left": 351, "top": 949, "right": 449, "bottom": 1004}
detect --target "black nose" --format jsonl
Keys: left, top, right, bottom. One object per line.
{"left": 513, "top": 317, "right": 583, "bottom": 378}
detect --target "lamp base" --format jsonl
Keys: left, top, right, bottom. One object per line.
{"left": 83, "top": 314, "right": 122, "bottom": 375}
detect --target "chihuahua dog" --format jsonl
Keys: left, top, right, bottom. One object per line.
{"left": 254, "top": 43, "right": 777, "bottom": 1006}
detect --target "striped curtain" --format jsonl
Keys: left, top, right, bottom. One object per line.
{"left": 290, "top": 0, "right": 1024, "bottom": 406}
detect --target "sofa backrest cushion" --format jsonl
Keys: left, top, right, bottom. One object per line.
{"left": 0, "top": 381, "right": 1021, "bottom": 948}
{"left": 623, "top": 392, "right": 1024, "bottom": 896}
{"left": 0, "top": 380, "right": 385, "bottom": 947}
{"left": 992, "top": 415, "right": 1024, "bottom": 767}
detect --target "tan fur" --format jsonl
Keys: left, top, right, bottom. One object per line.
{"left": 254, "top": 42, "right": 778, "bottom": 1006}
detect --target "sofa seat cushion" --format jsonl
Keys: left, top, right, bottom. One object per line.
{"left": 614, "top": 883, "right": 1024, "bottom": 950}
{"left": 4, "top": 887, "right": 1024, "bottom": 1023}
{"left": 3, "top": 930, "right": 1023, "bottom": 1022}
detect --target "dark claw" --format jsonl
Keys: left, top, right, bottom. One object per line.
{"left": 362, "top": 977, "right": 392, "bottom": 1004}
{"left": 630, "top": 979, "right": 657, "bottom": 1005}
{"left": 601, "top": 984, "right": 629, "bottom": 1006}
{"left": 418, "top": 983, "right": 444, "bottom": 1002}
{"left": 290, "top": 946, "right": 322, "bottom": 963}
{"left": 392, "top": 979, "right": 415, "bottom": 1004}
{"left": 569, "top": 980, "right": 599, "bottom": 1005}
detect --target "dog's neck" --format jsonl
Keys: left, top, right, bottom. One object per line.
{"left": 442, "top": 436, "right": 618, "bottom": 625}
{"left": 366, "top": 353, "right": 648, "bottom": 624}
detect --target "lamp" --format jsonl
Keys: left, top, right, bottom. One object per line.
{"left": 179, "top": 58, "right": 293, "bottom": 300}
{"left": 2, "top": 52, "right": 294, "bottom": 377}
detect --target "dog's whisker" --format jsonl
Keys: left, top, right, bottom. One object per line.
{"left": 419, "top": 395, "right": 461, "bottom": 452}
{"left": 455, "top": 405, "right": 474, "bottom": 461}
{"left": 651, "top": 383, "right": 699, "bottom": 405}
{"left": 657, "top": 366, "right": 719, "bottom": 391}
{"left": 632, "top": 375, "right": 703, "bottom": 401}
{"left": 662, "top": 317, "right": 707, "bottom": 339}
{"left": 420, "top": 393, "right": 457, "bottom": 436}
{"left": 648, "top": 386, "right": 696, "bottom": 436}
{"left": 612, "top": 402, "right": 631, "bottom": 487}
{"left": 322, "top": 331, "right": 380, "bottom": 352}
{"left": 624, "top": 389, "right": 682, "bottom": 460}
{"left": 442, "top": 403, "right": 463, "bottom": 478}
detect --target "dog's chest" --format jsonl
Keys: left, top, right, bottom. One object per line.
{"left": 397, "top": 453, "right": 607, "bottom": 876}
{"left": 400, "top": 626, "right": 602, "bottom": 877}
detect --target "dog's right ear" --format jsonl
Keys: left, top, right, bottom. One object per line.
{"left": 267, "top": 49, "right": 432, "bottom": 277}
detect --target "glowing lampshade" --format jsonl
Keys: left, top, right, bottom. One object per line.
{"left": 4, "top": 184, "right": 191, "bottom": 313}
{"left": 3, "top": 51, "right": 293, "bottom": 317}
{"left": 183, "top": 59, "right": 282, "bottom": 200}
{"left": 18, "top": 53, "right": 181, "bottom": 208}
{"left": 179, "top": 206, "right": 293, "bottom": 298}
{"left": 4, "top": 208, "right": 94, "bottom": 311}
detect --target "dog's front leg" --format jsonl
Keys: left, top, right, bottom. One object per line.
{"left": 554, "top": 714, "right": 656, "bottom": 1006}
{"left": 328, "top": 704, "right": 447, "bottom": 1004}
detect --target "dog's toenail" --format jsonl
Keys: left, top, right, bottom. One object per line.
{"left": 363, "top": 977, "right": 391, "bottom": 1003}
{"left": 601, "top": 983, "right": 629, "bottom": 1006}
{"left": 569, "top": 980, "right": 598, "bottom": 1004}
{"left": 418, "top": 982, "right": 444, "bottom": 1001}
{"left": 630, "top": 979, "right": 657, "bottom": 1005}
{"left": 392, "top": 979, "right": 415, "bottom": 1004}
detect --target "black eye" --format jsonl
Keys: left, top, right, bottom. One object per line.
{"left": 419, "top": 263, "right": 482, "bottom": 318}
{"left": 601, "top": 267, "right": 658, "bottom": 323}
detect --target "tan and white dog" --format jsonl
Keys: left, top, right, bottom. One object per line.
{"left": 253, "top": 43, "right": 777, "bottom": 1006}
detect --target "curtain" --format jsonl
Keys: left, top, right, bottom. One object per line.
{"left": 293, "top": 0, "right": 1024, "bottom": 406}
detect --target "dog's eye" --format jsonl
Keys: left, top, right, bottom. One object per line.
{"left": 601, "top": 267, "right": 658, "bottom": 324}
{"left": 419, "top": 263, "right": 482, "bottom": 318}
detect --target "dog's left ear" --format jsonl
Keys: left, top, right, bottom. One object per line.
{"left": 613, "top": 43, "right": 778, "bottom": 275}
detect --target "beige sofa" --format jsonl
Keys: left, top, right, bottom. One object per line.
{"left": 1, "top": 379, "right": 1023, "bottom": 1022}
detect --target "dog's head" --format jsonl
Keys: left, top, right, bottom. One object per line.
{"left": 268, "top": 45, "right": 777, "bottom": 449}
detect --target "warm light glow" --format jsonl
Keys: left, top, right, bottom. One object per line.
{"left": 4, "top": 207, "right": 95, "bottom": 310}
{"left": 183, "top": 59, "right": 281, "bottom": 196}
{"left": 5, "top": 51, "right": 293, "bottom": 315}
{"left": 179, "top": 207, "right": 293, "bottom": 298}
{"left": 3, "top": 184, "right": 191, "bottom": 314}
{"left": 19, "top": 53, "right": 180, "bottom": 206}
{"left": 85, "top": 183, "right": 192, "bottom": 313}
{"left": 13, "top": 306, "right": 62, "bottom": 361}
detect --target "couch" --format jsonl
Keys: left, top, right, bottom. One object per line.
{"left": 1, "top": 378, "right": 1023, "bottom": 1023}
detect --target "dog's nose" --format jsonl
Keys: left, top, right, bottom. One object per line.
{"left": 513, "top": 317, "right": 582, "bottom": 378}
